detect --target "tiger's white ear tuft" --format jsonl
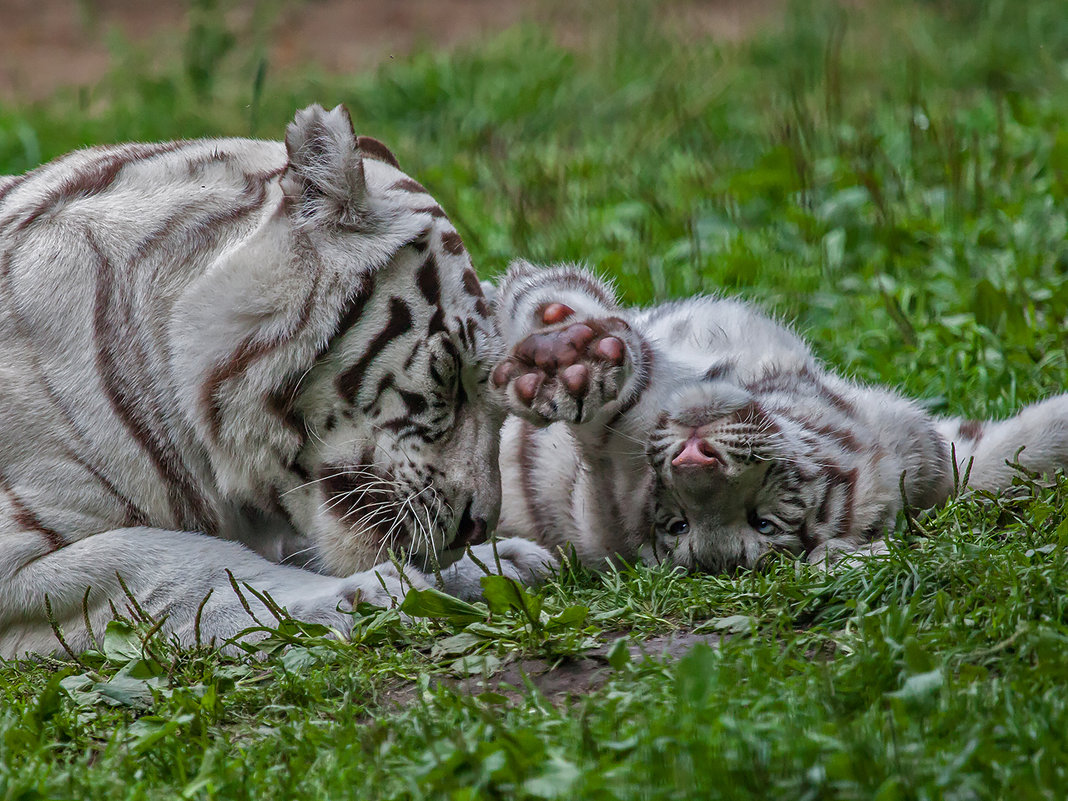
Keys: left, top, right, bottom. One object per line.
{"left": 504, "top": 259, "right": 539, "bottom": 280}
{"left": 283, "top": 104, "right": 371, "bottom": 230}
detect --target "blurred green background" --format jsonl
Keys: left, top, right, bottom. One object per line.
{"left": 2, "top": 0, "right": 1065, "bottom": 420}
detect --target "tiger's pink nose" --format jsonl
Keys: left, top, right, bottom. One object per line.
{"left": 671, "top": 437, "right": 721, "bottom": 468}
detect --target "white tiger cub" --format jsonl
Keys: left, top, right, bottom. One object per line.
{"left": 488, "top": 261, "right": 1068, "bottom": 573}
{"left": 0, "top": 104, "right": 552, "bottom": 658}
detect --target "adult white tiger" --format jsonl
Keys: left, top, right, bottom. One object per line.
{"left": 0, "top": 104, "right": 552, "bottom": 658}
{"left": 488, "top": 262, "right": 1068, "bottom": 573}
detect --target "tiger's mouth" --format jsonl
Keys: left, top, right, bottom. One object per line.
{"left": 454, "top": 500, "right": 489, "bottom": 548}
{"left": 319, "top": 462, "right": 484, "bottom": 570}
{"left": 409, "top": 499, "right": 488, "bottom": 571}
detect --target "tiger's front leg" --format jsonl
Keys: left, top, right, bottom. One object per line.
{"left": 490, "top": 262, "right": 649, "bottom": 426}
{"left": 0, "top": 526, "right": 429, "bottom": 657}
{"left": 436, "top": 538, "right": 559, "bottom": 602}
{"left": 486, "top": 262, "right": 658, "bottom": 569}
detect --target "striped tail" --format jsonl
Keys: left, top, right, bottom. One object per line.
{"left": 937, "top": 393, "right": 1068, "bottom": 493}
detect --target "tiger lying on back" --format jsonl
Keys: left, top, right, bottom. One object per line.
{"left": 0, "top": 105, "right": 552, "bottom": 658}
{"left": 487, "top": 262, "right": 1068, "bottom": 574}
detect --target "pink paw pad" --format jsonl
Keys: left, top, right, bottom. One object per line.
{"left": 519, "top": 324, "right": 596, "bottom": 371}
{"left": 498, "top": 319, "right": 630, "bottom": 410}
{"left": 515, "top": 372, "right": 543, "bottom": 404}
{"left": 491, "top": 360, "right": 518, "bottom": 388}
{"left": 540, "top": 303, "right": 574, "bottom": 325}
{"left": 594, "top": 336, "right": 624, "bottom": 365}
{"left": 561, "top": 364, "right": 589, "bottom": 396}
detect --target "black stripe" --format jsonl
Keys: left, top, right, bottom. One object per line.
{"left": 361, "top": 373, "right": 430, "bottom": 419}
{"left": 381, "top": 418, "right": 438, "bottom": 441}
{"left": 357, "top": 136, "right": 401, "bottom": 169}
{"left": 461, "top": 269, "right": 482, "bottom": 298}
{"left": 266, "top": 372, "right": 308, "bottom": 445}
{"left": 416, "top": 253, "right": 442, "bottom": 306}
{"left": 324, "top": 273, "right": 376, "bottom": 357}
{"left": 201, "top": 247, "right": 320, "bottom": 440}
{"left": 799, "top": 420, "right": 864, "bottom": 453}
{"left": 0, "top": 175, "right": 27, "bottom": 206}
{"left": 1, "top": 246, "right": 151, "bottom": 530}
{"left": 363, "top": 374, "right": 396, "bottom": 414}
{"left": 132, "top": 168, "right": 277, "bottom": 264}
{"left": 815, "top": 466, "right": 858, "bottom": 540}
{"left": 402, "top": 341, "right": 422, "bottom": 371}
{"left": 9, "top": 142, "right": 192, "bottom": 233}
{"left": 441, "top": 231, "right": 465, "bottom": 255}
{"left": 1, "top": 475, "right": 65, "bottom": 550}
{"left": 335, "top": 297, "right": 414, "bottom": 400}
{"left": 89, "top": 229, "right": 214, "bottom": 532}
{"left": 397, "top": 386, "right": 429, "bottom": 416}
{"left": 461, "top": 272, "right": 490, "bottom": 318}
{"left": 413, "top": 205, "right": 446, "bottom": 218}
{"left": 174, "top": 172, "right": 273, "bottom": 255}
{"left": 67, "top": 448, "right": 150, "bottom": 527}
{"left": 703, "top": 362, "right": 733, "bottom": 381}
{"left": 956, "top": 419, "right": 985, "bottom": 443}
{"left": 391, "top": 177, "right": 428, "bottom": 194}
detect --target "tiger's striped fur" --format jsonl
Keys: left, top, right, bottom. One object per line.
{"left": 490, "top": 262, "right": 1068, "bottom": 573}
{"left": 0, "top": 105, "right": 551, "bottom": 658}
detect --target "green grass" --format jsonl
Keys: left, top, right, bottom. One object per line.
{"left": 3, "top": 0, "right": 1068, "bottom": 797}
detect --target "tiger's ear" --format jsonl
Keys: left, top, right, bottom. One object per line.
{"left": 283, "top": 103, "right": 371, "bottom": 230}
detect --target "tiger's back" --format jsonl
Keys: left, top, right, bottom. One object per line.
{"left": 0, "top": 138, "right": 288, "bottom": 542}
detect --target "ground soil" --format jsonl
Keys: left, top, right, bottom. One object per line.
{"left": 383, "top": 630, "right": 722, "bottom": 706}
{"left": 0, "top": 0, "right": 783, "bottom": 102}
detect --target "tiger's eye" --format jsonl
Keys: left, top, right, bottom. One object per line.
{"left": 752, "top": 518, "right": 776, "bottom": 535}
{"left": 667, "top": 519, "right": 690, "bottom": 536}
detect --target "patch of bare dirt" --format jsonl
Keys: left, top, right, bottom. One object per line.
{"left": 383, "top": 630, "right": 721, "bottom": 707}
{"left": 0, "top": 0, "right": 783, "bottom": 102}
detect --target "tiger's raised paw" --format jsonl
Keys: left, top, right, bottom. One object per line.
{"left": 492, "top": 303, "right": 635, "bottom": 424}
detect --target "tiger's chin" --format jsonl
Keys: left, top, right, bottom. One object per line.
{"left": 304, "top": 509, "right": 437, "bottom": 577}
{"left": 420, "top": 543, "right": 475, "bottom": 572}
{"left": 309, "top": 499, "right": 491, "bottom": 576}
{"left": 408, "top": 504, "right": 491, "bottom": 572}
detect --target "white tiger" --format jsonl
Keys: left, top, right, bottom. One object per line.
{"left": 0, "top": 104, "right": 553, "bottom": 658}
{"left": 488, "top": 262, "right": 1068, "bottom": 572}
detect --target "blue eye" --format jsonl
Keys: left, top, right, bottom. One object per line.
{"left": 666, "top": 519, "right": 690, "bottom": 536}
{"left": 752, "top": 518, "right": 777, "bottom": 535}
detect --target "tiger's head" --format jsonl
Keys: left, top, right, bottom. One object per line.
{"left": 642, "top": 369, "right": 949, "bottom": 573}
{"left": 284, "top": 107, "right": 506, "bottom": 575}
{"left": 183, "top": 105, "right": 505, "bottom": 576}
